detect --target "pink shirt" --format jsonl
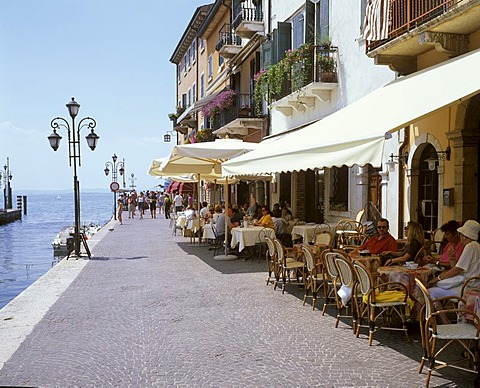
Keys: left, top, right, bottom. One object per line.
{"left": 438, "top": 241, "right": 464, "bottom": 264}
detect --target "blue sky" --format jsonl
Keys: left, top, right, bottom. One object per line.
{"left": 0, "top": 0, "right": 208, "bottom": 192}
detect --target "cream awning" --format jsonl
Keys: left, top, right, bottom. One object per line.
{"left": 222, "top": 48, "right": 480, "bottom": 176}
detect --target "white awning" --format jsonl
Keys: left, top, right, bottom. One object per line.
{"left": 222, "top": 48, "right": 480, "bottom": 176}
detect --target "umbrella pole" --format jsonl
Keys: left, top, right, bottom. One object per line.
{"left": 214, "top": 175, "right": 237, "bottom": 261}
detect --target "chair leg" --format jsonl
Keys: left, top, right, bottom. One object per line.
{"left": 368, "top": 306, "right": 376, "bottom": 346}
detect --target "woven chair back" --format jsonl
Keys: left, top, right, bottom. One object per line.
{"left": 334, "top": 256, "right": 355, "bottom": 288}
{"left": 353, "top": 261, "right": 373, "bottom": 296}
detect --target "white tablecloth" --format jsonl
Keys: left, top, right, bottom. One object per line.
{"left": 202, "top": 223, "right": 215, "bottom": 240}
{"left": 176, "top": 215, "right": 187, "bottom": 228}
{"left": 186, "top": 218, "right": 201, "bottom": 231}
{"left": 230, "top": 226, "right": 276, "bottom": 252}
{"left": 291, "top": 224, "right": 320, "bottom": 243}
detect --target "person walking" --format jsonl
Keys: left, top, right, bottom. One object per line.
{"left": 164, "top": 194, "right": 172, "bottom": 219}
{"left": 127, "top": 194, "right": 136, "bottom": 219}
{"left": 158, "top": 192, "right": 165, "bottom": 216}
{"left": 149, "top": 191, "right": 157, "bottom": 219}
{"left": 138, "top": 192, "right": 146, "bottom": 219}
{"left": 173, "top": 191, "right": 183, "bottom": 214}
{"left": 117, "top": 198, "right": 123, "bottom": 225}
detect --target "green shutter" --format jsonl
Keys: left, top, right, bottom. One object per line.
{"left": 305, "top": 0, "right": 315, "bottom": 45}
{"left": 277, "top": 22, "right": 292, "bottom": 61}
{"left": 262, "top": 40, "right": 273, "bottom": 69}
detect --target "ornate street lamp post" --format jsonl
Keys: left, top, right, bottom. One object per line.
{"left": 2, "top": 158, "right": 13, "bottom": 209}
{"left": 47, "top": 97, "right": 99, "bottom": 257}
{"left": 104, "top": 154, "right": 124, "bottom": 220}
{"left": 130, "top": 173, "right": 137, "bottom": 190}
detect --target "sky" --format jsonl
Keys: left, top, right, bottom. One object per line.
{"left": 0, "top": 0, "right": 209, "bottom": 193}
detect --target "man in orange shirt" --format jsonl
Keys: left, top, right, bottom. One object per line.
{"left": 351, "top": 218, "right": 398, "bottom": 255}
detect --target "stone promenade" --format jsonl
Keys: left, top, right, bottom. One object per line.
{"left": 0, "top": 216, "right": 472, "bottom": 387}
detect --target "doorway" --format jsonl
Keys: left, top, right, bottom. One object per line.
{"left": 417, "top": 144, "right": 439, "bottom": 239}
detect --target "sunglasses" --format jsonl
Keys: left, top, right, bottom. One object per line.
{"left": 377, "top": 226, "right": 388, "bottom": 229}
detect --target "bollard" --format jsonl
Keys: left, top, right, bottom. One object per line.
{"left": 16, "top": 196, "right": 22, "bottom": 210}
{"left": 23, "top": 195, "right": 27, "bottom": 215}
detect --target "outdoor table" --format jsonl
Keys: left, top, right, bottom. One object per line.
{"left": 230, "top": 226, "right": 275, "bottom": 252}
{"left": 176, "top": 215, "right": 187, "bottom": 229}
{"left": 186, "top": 218, "right": 201, "bottom": 231}
{"left": 378, "top": 265, "right": 433, "bottom": 301}
{"left": 291, "top": 224, "right": 320, "bottom": 243}
{"left": 350, "top": 254, "right": 382, "bottom": 274}
{"left": 202, "top": 223, "right": 215, "bottom": 240}
{"left": 292, "top": 243, "right": 324, "bottom": 265}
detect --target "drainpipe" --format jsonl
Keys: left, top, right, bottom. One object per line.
{"left": 268, "top": 0, "right": 271, "bottom": 34}
{"left": 398, "top": 127, "right": 409, "bottom": 238}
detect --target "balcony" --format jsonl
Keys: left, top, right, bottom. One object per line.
{"left": 216, "top": 24, "right": 242, "bottom": 59}
{"left": 255, "top": 45, "right": 339, "bottom": 117}
{"left": 366, "top": 0, "right": 480, "bottom": 74}
{"left": 233, "top": 0, "right": 264, "bottom": 39}
{"left": 211, "top": 93, "right": 263, "bottom": 137}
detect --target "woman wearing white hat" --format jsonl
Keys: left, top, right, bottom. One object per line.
{"left": 428, "top": 219, "right": 480, "bottom": 299}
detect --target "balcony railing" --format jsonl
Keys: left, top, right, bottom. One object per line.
{"left": 367, "top": 0, "right": 464, "bottom": 52}
{"left": 233, "top": 1, "right": 264, "bottom": 30}
{"left": 211, "top": 93, "right": 260, "bottom": 131}
{"left": 215, "top": 24, "right": 242, "bottom": 52}
{"left": 276, "top": 45, "right": 338, "bottom": 100}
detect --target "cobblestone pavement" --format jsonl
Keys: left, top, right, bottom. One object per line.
{"left": 0, "top": 216, "right": 474, "bottom": 387}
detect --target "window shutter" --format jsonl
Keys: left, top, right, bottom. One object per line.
{"left": 277, "top": 22, "right": 292, "bottom": 61}
{"left": 305, "top": 0, "right": 315, "bottom": 45}
{"left": 319, "top": 0, "right": 330, "bottom": 39}
{"left": 261, "top": 39, "right": 273, "bottom": 69}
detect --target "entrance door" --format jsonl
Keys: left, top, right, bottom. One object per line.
{"left": 417, "top": 144, "right": 439, "bottom": 239}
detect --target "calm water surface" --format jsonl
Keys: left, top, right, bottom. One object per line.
{"left": 0, "top": 191, "right": 112, "bottom": 309}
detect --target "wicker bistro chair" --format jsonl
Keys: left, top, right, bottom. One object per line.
{"left": 302, "top": 245, "right": 324, "bottom": 310}
{"left": 255, "top": 227, "right": 270, "bottom": 263}
{"left": 353, "top": 261, "right": 410, "bottom": 346}
{"left": 210, "top": 222, "right": 224, "bottom": 257}
{"left": 273, "top": 237, "right": 306, "bottom": 294}
{"left": 335, "top": 220, "right": 365, "bottom": 250}
{"left": 333, "top": 254, "right": 359, "bottom": 332}
{"left": 321, "top": 249, "right": 343, "bottom": 316}
{"left": 310, "top": 224, "right": 331, "bottom": 244}
{"left": 415, "top": 278, "right": 480, "bottom": 387}
{"left": 264, "top": 236, "right": 277, "bottom": 285}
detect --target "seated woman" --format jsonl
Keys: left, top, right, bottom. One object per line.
{"left": 212, "top": 204, "right": 223, "bottom": 224}
{"left": 428, "top": 220, "right": 480, "bottom": 299}
{"left": 254, "top": 207, "right": 275, "bottom": 230}
{"left": 384, "top": 221, "right": 424, "bottom": 266}
{"left": 423, "top": 220, "right": 464, "bottom": 269}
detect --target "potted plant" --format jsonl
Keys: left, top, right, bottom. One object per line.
{"left": 317, "top": 54, "right": 336, "bottom": 83}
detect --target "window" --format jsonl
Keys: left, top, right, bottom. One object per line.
{"left": 192, "top": 83, "right": 196, "bottom": 103}
{"left": 177, "top": 65, "right": 181, "bottom": 83}
{"left": 218, "top": 53, "right": 224, "bottom": 68}
{"left": 192, "top": 40, "right": 197, "bottom": 63}
{"left": 188, "top": 88, "right": 191, "bottom": 107}
{"left": 187, "top": 47, "right": 191, "bottom": 68}
{"left": 208, "top": 54, "right": 213, "bottom": 79}
{"left": 200, "top": 38, "right": 205, "bottom": 52}
{"left": 183, "top": 54, "right": 187, "bottom": 74}
{"left": 181, "top": 93, "right": 187, "bottom": 108}
{"left": 200, "top": 73, "right": 205, "bottom": 98}
{"left": 329, "top": 166, "right": 348, "bottom": 212}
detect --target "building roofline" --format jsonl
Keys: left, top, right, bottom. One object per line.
{"left": 169, "top": 4, "right": 214, "bottom": 64}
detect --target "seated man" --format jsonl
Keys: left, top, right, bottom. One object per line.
{"left": 230, "top": 204, "right": 244, "bottom": 225}
{"left": 215, "top": 206, "right": 236, "bottom": 245}
{"left": 271, "top": 203, "right": 282, "bottom": 218}
{"left": 350, "top": 218, "right": 398, "bottom": 256}
{"left": 199, "top": 201, "right": 210, "bottom": 220}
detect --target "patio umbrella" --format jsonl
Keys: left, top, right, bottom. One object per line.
{"left": 150, "top": 138, "right": 259, "bottom": 260}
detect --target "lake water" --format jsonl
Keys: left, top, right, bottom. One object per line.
{"left": 0, "top": 191, "right": 113, "bottom": 309}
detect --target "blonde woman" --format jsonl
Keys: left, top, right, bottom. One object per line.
{"left": 384, "top": 221, "right": 425, "bottom": 266}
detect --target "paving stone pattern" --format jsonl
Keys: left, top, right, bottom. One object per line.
{"left": 0, "top": 216, "right": 473, "bottom": 387}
